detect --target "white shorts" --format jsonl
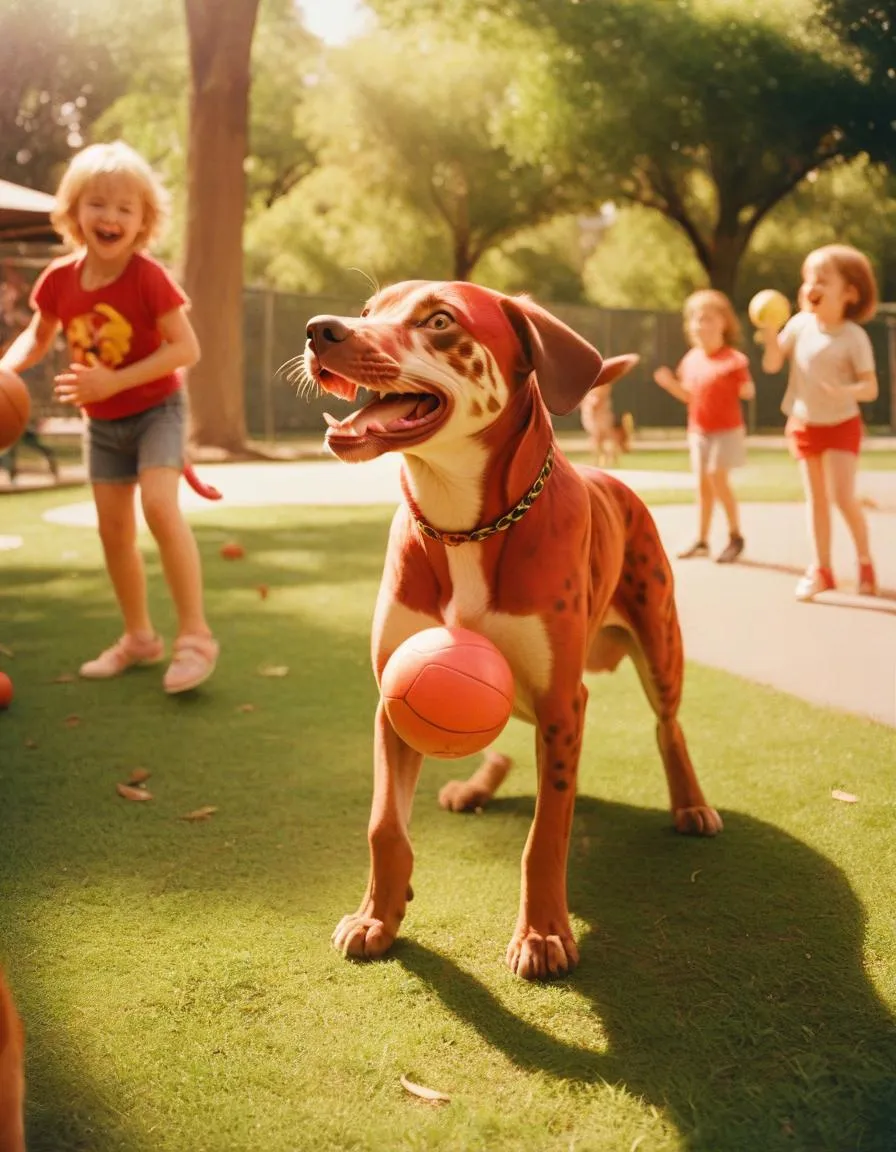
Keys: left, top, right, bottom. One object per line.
{"left": 688, "top": 426, "right": 746, "bottom": 473}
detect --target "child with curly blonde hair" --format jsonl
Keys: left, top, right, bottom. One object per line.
{"left": 759, "top": 244, "right": 879, "bottom": 600}
{"left": 654, "top": 288, "right": 755, "bottom": 564}
{"left": 0, "top": 141, "right": 218, "bottom": 691}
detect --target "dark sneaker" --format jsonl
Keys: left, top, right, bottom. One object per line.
{"left": 677, "top": 540, "right": 709, "bottom": 559}
{"left": 715, "top": 534, "right": 745, "bottom": 564}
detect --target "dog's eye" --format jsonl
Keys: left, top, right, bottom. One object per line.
{"left": 423, "top": 311, "right": 454, "bottom": 331}
{"left": 360, "top": 308, "right": 370, "bottom": 318}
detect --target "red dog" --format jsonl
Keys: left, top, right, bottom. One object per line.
{"left": 305, "top": 281, "right": 722, "bottom": 981}
{"left": 0, "top": 968, "right": 25, "bottom": 1152}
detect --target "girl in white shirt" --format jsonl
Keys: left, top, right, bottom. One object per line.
{"left": 759, "top": 245, "right": 879, "bottom": 600}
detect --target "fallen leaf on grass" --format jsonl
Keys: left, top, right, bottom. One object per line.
{"left": 52, "top": 673, "right": 76, "bottom": 684}
{"left": 128, "top": 768, "right": 151, "bottom": 785}
{"left": 236, "top": 703, "right": 256, "bottom": 713}
{"left": 24, "top": 738, "right": 38, "bottom": 749}
{"left": 257, "top": 584, "right": 269, "bottom": 600}
{"left": 64, "top": 714, "right": 82, "bottom": 728}
{"left": 116, "top": 783, "right": 153, "bottom": 802}
{"left": 258, "top": 665, "right": 289, "bottom": 678}
{"left": 0, "top": 644, "right": 14, "bottom": 658}
{"left": 831, "top": 789, "right": 858, "bottom": 804}
{"left": 399, "top": 1075, "right": 450, "bottom": 1104}
{"left": 181, "top": 806, "right": 218, "bottom": 822}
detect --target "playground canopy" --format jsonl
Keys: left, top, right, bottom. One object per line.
{"left": 0, "top": 179, "right": 57, "bottom": 243}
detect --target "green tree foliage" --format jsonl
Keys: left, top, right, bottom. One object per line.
{"left": 819, "top": 0, "right": 896, "bottom": 161}
{"left": 580, "top": 156, "right": 896, "bottom": 312}
{"left": 0, "top": 0, "right": 128, "bottom": 192}
{"left": 92, "top": 0, "right": 318, "bottom": 265}
{"left": 270, "top": 25, "right": 591, "bottom": 282}
{"left": 370, "top": 0, "right": 873, "bottom": 297}
{"left": 582, "top": 207, "right": 706, "bottom": 312}
{"left": 245, "top": 165, "right": 450, "bottom": 293}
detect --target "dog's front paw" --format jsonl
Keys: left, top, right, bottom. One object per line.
{"left": 332, "top": 912, "right": 397, "bottom": 960}
{"left": 506, "top": 928, "right": 579, "bottom": 981}
{"left": 331, "top": 883, "right": 413, "bottom": 960}
{"left": 674, "top": 805, "right": 723, "bottom": 836}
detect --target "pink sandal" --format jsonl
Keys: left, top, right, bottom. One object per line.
{"left": 80, "top": 633, "right": 165, "bottom": 679}
{"left": 163, "top": 634, "right": 219, "bottom": 694}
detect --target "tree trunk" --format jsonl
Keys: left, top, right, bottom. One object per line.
{"left": 182, "top": 0, "right": 260, "bottom": 454}
{"left": 452, "top": 234, "right": 473, "bottom": 281}
{"left": 706, "top": 238, "right": 742, "bottom": 297}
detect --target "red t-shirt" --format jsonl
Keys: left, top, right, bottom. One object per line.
{"left": 31, "top": 250, "right": 189, "bottom": 420}
{"left": 678, "top": 346, "right": 751, "bottom": 434}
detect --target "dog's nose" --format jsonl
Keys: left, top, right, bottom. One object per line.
{"left": 306, "top": 315, "right": 352, "bottom": 348}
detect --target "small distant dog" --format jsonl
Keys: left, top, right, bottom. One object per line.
{"left": 579, "top": 386, "right": 634, "bottom": 467}
{"left": 0, "top": 967, "right": 25, "bottom": 1152}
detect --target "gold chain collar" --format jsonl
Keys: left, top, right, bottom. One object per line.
{"left": 412, "top": 444, "right": 555, "bottom": 547}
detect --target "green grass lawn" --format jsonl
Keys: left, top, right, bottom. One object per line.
{"left": 562, "top": 445, "right": 896, "bottom": 504}
{"left": 1, "top": 490, "right": 895, "bottom": 1151}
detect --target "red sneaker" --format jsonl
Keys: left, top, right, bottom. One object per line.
{"left": 858, "top": 561, "right": 877, "bottom": 597}
{"left": 795, "top": 566, "right": 836, "bottom": 601}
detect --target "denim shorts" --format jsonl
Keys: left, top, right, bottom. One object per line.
{"left": 86, "top": 391, "right": 186, "bottom": 483}
{"left": 687, "top": 425, "right": 746, "bottom": 473}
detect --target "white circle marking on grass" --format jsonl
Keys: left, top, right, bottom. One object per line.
{"left": 42, "top": 456, "right": 696, "bottom": 529}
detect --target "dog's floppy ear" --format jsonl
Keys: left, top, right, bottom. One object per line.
{"left": 593, "top": 353, "right": 640, "bottom": 388}
{"left": 498, "top": 295, "right": 606, "bottom": 415}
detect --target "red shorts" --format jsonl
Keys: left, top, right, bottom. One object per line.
{"left": 786, "top": 414, "right": 863, "bottom": 460}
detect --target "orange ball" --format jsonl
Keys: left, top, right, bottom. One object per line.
{"left": 0, "top": 369, "right": 31, "bottom": 453}
{"left": 220, "top": 541, "right": 245, "bottom": 560}
{"left": 381, "top": 627, "right": 514, "bottom": 759}
{"left": 0, "top": 671, "right": 13, "bottom": 709}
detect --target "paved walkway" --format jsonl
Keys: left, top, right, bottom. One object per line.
{"left": 657, "top": 503, "right": 895, "bottom": 727}
{"left": 12, "top": 451, "right": 896, "bottom": 728}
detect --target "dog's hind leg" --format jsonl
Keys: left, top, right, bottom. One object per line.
{"left": 590, "top": 491, "right": 722, "bottom": 837}
{"left": 438, "top": 751, "right": 513, "bottom": 812}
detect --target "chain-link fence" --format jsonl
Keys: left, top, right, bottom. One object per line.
{"left": 244, "top": 287, "right": 895, "bottom": 437}
{"left": 4, "top": 256, "right": 893, "bottom": 438}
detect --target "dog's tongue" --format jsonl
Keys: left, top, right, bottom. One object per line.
{"left": 324, "top": 394, "right": 438, "bottom": 435}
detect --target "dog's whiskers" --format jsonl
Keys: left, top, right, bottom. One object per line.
{"left": 276, "top": 355, "right": 321, "bottom": 400}
{"left": 277, "top": 354, "right": 304, "bottom": 382}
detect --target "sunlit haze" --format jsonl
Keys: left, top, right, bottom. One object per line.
{"left": 295, "top": 0, "right": 373, "bottom": 45}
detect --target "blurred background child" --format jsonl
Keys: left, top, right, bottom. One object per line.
{"left": 654, "top": 289, "right": 755, "bottom": 564}
{"left": 759, "top": 243, "right": 879, "bottom": 600}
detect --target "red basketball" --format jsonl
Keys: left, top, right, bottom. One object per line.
{"left": 381, "top": 627, "right": 515, "bottom": 759}
{"left": 0, "top": 369, "right": 31, "bottom": 453}
{"left": 0, "top": 672, "right": 13, "bottom": 709}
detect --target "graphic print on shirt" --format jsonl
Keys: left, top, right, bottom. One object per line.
{"left": 67, "top": 303, "right": 133, "bottom": 368}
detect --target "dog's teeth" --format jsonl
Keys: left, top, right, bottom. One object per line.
{"left": 367, "top": 420, "right": 386, "bottom": 434}
{"left": 323, "top": 412, "right": 339, "bottom": 428}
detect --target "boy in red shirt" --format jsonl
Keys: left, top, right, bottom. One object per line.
{"left": 0, "top": 141, "right": 218, "bottom": 692}
{"left": 654, "top": 289, "right": 755, "bottom": 564}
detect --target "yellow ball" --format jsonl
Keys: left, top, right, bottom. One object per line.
{"left": 748, "top": 289, "right": 791, "bottom": 330}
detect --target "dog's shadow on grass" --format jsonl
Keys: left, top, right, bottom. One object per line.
{"left": 396, "top": 797, "right": 896, "bottom": 1150}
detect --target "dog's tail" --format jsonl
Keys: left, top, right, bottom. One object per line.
{"left": 182, "top": 463, "right": 222, "bottom": 501}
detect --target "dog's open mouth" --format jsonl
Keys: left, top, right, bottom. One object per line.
{"left": 323, "top": 389, "right": 448, "bottom": 460}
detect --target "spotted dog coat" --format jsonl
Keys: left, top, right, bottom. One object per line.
{"left": 304, "top": 281, "right": 722, "bottom": 981}
{"left": 0, "top": 967, "right": 25, "bottom": 1152}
